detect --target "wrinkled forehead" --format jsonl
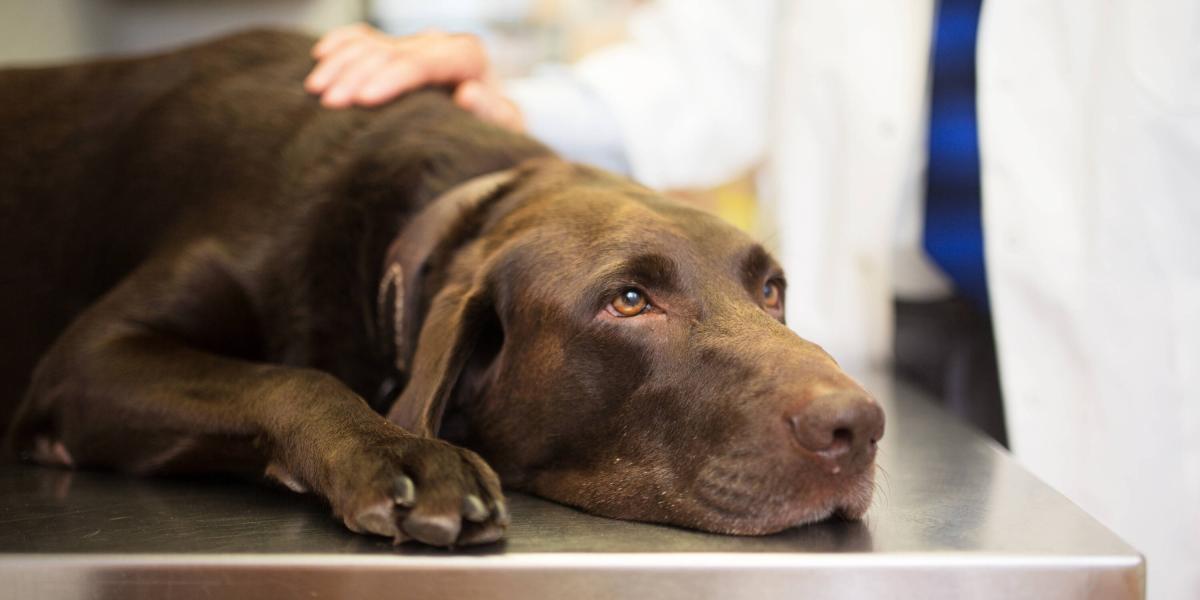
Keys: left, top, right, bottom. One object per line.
{"left": 492, "top": 167, "right": 782, "bottom": 288}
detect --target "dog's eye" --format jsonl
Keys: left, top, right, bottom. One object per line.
{"left": 763, "top": 281, "right": 782, "bottom": 309}
{"left": 609, "top": 288, "right": 649, "bottom": 317}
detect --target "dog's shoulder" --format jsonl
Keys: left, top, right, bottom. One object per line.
{"left": 186, "top": 28, "right": 316, "bottom": 63}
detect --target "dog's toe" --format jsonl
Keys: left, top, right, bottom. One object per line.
{"left": 402, "top": 511, "right": 462, "bottom": 547}
{"left": 458, "top": 520, "right": 506, "bottom": 545}
{"left": 347, "top": 501, "right": 401, "bottom": 538}
{"left": 326, "top": 432, "right": 508, "bottom": 547}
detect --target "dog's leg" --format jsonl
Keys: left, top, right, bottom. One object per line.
{"left": 5, "top": 248, "right": 507, "bottom": 547}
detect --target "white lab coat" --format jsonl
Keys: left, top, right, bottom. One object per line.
{"left": 522, "top": 0, "right": 948, "bottom": 368}
{"left": 979, "top": 2, "right": 1200, "bottom": 598}
{"left": 509, "top": 1, "right": 1199, "bottom": 598}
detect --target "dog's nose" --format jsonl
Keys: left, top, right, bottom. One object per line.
{"left": 788, "top": 391, "right": 884, "bottom": 471}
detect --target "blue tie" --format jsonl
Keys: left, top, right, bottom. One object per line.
{"left": 924, "top": 0, "right": 988, "bottom": 312}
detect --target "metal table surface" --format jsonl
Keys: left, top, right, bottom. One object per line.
{"left": 0, "top": 373, "right": 1143, "bottom": 600}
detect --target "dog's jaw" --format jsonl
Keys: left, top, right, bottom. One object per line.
{"left": 686, "top": 452, "right": 879, "bottom": 535}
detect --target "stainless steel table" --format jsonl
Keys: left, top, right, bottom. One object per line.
{"left": 0, "top": 373, "right": 1143, "bottom": 599}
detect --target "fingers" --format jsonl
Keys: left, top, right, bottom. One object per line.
{"left": 355, "top": 59, "right": 423, "bottom": 106}
{"left": 395, "top": 32, "right": 490, "bottom": 85}
{"left": 305, "top": 34, "right": 376, "bottom": 96}
{"left": 312, "top": 22, "right": 373, "bottom": 59}
{"left": 320, "top": 46, "right": 396, "bottom": 108}
{"left": 307, "top": 26, "right": 500, "bottom": 110}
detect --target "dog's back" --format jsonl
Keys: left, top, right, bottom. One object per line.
{"left": 0, "top": 30, "right": 887, "bottom": 546}
{"left": 0, "top": 30, "right": 547, "bottom": 427}
{"left": 0, "top": 31, "right": 314, "bottom": 421}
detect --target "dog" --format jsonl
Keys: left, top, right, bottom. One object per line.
{"left": 0, "top": 30, "right": 884, "bottom": 547}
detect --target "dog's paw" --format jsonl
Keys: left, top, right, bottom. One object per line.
{"left": 328, "top": 433, "right": 508, "bottom": 547}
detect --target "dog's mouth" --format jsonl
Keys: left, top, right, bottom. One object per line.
{"left": 520, "top": 447, "right": 879, "bottom": 537}
{"left": 686, "top": 453, "right": 878, "bottom": 535}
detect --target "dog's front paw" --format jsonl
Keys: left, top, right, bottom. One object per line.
{"left": 325, "top": 432, "right": 508, "bottom": 547}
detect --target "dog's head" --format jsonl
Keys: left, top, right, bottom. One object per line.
{"left": 386, "top": 159, "right": 883, "bottom": 535}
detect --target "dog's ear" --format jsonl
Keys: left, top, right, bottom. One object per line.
{"left": 381, "top": 167, "right": 528, "bottom": 437}
{"left": 386, "top": 276, "right": 494, "bottom": 437}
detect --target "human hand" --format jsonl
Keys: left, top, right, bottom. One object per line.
{"left": 305, "top": 23, "right": 524, "bottom": 132}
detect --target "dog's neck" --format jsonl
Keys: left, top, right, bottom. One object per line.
{"left": 374, "top": 168, "right": 519, "bottom": 402}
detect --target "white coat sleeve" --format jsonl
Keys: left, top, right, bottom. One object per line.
{"left": 506, "top": 66, "right": 631, "bottom": 175}
{"left": 508, "top": 0, "right": 779, "bottom": 190}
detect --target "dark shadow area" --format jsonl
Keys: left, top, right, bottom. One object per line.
{"left": 893, "top": 296, "right": 1007, "bottom": 446}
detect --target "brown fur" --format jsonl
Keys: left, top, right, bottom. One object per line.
{"left": 0, "top": 30, "right": 883, "bottom": 547}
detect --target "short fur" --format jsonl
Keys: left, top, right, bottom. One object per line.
{"left": 0, "top": 30, "right": 883, "bottom": 547}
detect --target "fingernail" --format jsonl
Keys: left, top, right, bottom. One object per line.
{"left": 394, "top": 475, "right": 416, "bottom": 507}
{"left": 462, "top": 495, "right": 488, "bottom": 522}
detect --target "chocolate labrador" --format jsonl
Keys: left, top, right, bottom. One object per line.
{"left": 0, "top": 30, "right": 884, "bottom": 547}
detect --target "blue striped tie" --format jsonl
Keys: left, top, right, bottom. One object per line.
{"left": 924, "top": 0, "right": 988, "bottom": 311}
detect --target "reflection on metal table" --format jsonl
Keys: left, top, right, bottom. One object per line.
{"left": 0, "top": 373, "right": 1143, "bottom": 599}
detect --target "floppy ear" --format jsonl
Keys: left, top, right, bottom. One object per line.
{"left": 378, "top": 169, "right": 522, "bottom": 436}
{"left": 386, "top": 278, "right": 493, "bottom": 437}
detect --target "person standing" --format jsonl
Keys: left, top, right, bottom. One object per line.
{"left": 306, "top": 2, "right": 1199, "bottom": 596}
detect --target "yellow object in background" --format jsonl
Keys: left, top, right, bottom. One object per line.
{"left": 667, "top": 175, "right": 758, "bottom": 234}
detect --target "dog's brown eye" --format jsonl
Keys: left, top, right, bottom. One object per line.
{"left": 611, "top": 289, "right": 649, "bottom": 317}
{"left": 763, "top": 281, "right": 782, "bottom": 309}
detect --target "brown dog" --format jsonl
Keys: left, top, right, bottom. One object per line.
{"left": 0, "top": 30, "right": 883, "bottom": 547}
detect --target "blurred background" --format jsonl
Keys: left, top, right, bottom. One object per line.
{"left": 5, "top": 5, "right": 1197, "bottom": 598}
{"left": 0, "top": 0, "right": 759, "bottom": 233}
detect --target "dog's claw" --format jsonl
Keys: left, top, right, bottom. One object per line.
{"left": 393, "top": 475, "right": 416, "bottom": 507}
{"left": 330, "top": 434, "right": 505, "bottom": 547}
{"left": 462, "top": 494, "right": 488, "bottom": 522}
{"left": 493, "top": 499, "right": 511, "bottom": 527}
